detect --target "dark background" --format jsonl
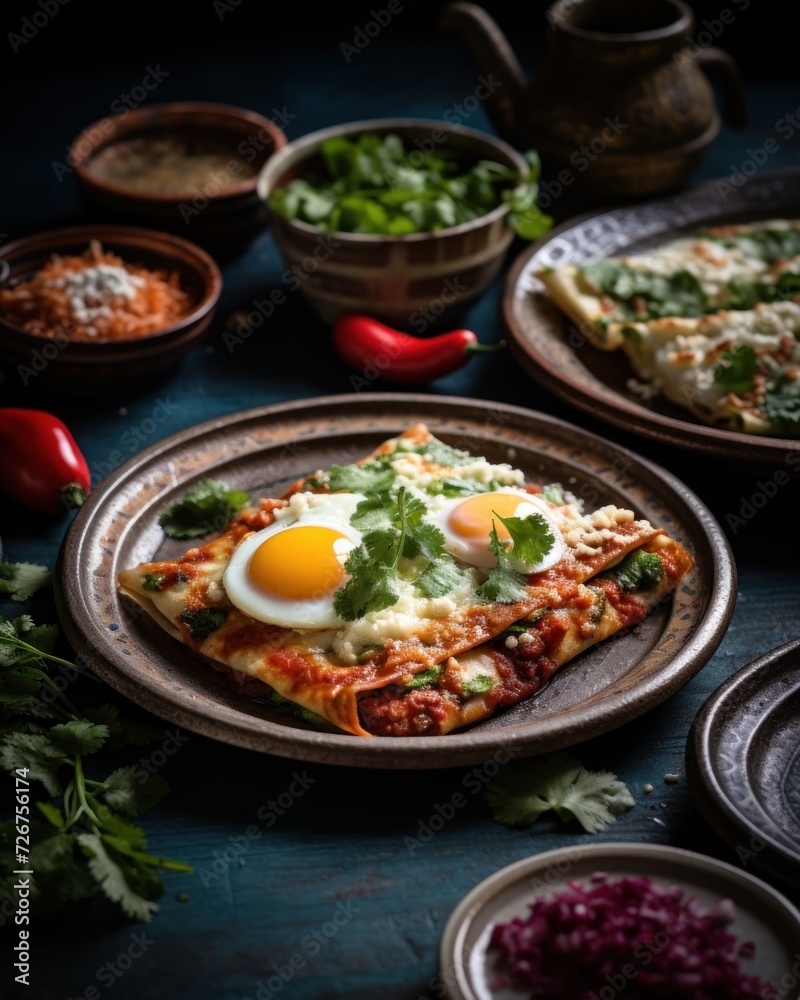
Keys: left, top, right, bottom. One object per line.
{"left": 4, "top": 0, "right": 798, "bottom": 84}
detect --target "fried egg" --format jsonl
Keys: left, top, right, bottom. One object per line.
{"left": 428, "top": 487, "right": 566, "bottom": 572}
{"left": 223, "top": 492, "right": 363, "bottom": 629}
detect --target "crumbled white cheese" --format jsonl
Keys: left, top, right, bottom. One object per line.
{"left": 329, "top": 570, "right": 480, "bottom": 657}
{"left": 45, "top": 264, "right": 144, "bottom": 334}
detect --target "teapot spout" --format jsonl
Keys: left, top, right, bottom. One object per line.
{"left": 439, "top": 2, "right": 526, "bottom": 144}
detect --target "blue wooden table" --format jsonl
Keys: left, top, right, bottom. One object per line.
{"left": 2, "top": 28, "right": 799, "bottom": 1000}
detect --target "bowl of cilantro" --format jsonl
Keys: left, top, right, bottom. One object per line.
{"left": 257, "top": 118, "right": 551, "bottom": 330}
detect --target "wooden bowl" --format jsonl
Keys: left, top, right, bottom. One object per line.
{"left": 257, "top": 118, "right": 529, "bottom": 329}
{"left": 0, "top": 224, "right": 222, "bottom": 395}
{"left": 70, "top": 102, "right": 287, "bottom": 256}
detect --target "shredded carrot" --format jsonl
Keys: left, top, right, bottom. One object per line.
{"left": 0, "top": 240, "right": 193, "bottom": 342}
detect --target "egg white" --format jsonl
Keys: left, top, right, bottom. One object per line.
{"left": 428, "top": 487, "right": 566, "bottom": 572}
{"left": 223, "top": 492, "right": 364, "bottom": 630}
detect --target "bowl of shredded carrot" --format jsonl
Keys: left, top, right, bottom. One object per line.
{"left": 0, "top": 225, "right": 222, "bottom": 392}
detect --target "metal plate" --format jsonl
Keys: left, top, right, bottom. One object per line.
{"left": 688, "top": 638, "right": 800, "bottom": 889}
{"left": 503, "top": 167, "right": 800, "bottom": 468}
{"left": 439, "top": 843, "right": 800, "bottom": 999}
{"left": 55, "top": 392, "right": 735, "bottom": 768}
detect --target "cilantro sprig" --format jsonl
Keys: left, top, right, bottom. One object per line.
{"left": 158, "top": 480, "right": 250, "bottom": 539}
{"left": 484, "top": 751, "right": 635, "bottom": 833}
{"left": 0, "top": 577, "right": 191, "bottom": 922}
{"left": 477, "top": 512, "right": 555, "bottom": 604}
{"left": 334, "top": 487, "right": 456, "bottom": 621}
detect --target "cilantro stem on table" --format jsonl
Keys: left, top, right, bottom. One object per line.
{"left": 0, "top": 575, "right": 192, "bottom": 923}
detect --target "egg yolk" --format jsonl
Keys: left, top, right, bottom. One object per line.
{"left": 247, "top": 525, "right": 349, "bottom": 601}
{"left": 448, "top": 493, "right": 526, "bottom": 542}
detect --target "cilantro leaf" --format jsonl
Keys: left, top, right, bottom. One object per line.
{"left": 484, "top": 751, "right": 635, "bottom": 833}
{"left": 0, "top": 562, "right": 52, "bottom": 602}
{"left": 158, "top": 480, "right": 250, "bottom": 539}
{"left": 350, "top": 491, "right": 395, "bottom": 532}
{"left": 426, "top": 477, "right": 506, "bottom": 498}
{"left": 503, "top": 152, "right": 554, "bottom": 240}
{"left": 49, "top": 720, "right": 109, "bottom": 757}
{"left": 407, "top": 439, "right": 472, "bottom": 467}
{"left": 399, "top": 497, "right": 447, "bottom": 562}
{"left": 327, "top": 460, "right": 397, "bottom": 494}
{"left": 476, "top": 522, "right": 529, "bottom": 604}
{"left": 78, "top": 832, "right": 159, "bottom": 922}
{"left": 477, "top": 564, "right": 529, "bottom": 604}
{"left": 0, "top": 733, "right": 69, "bottom": 796}
{"left": 493, "top": 511, "right": 555, "bottom": 569}
{"left": 333, "top": 532, "right": 399, "bottom": 621}
{"left": 100, "top": 768, "right": 171, "bottom": 817}
{"left": 179, "top": 608, "right": 228, "bottom": 642}
{"left": 714, "top": 345, "right": 758, "bottom": 395}
{"left": 608, "top": 549, "right": 664, "bottom": 592}
{"left": 415, "top": 558, "right": 464, "bottom": 598}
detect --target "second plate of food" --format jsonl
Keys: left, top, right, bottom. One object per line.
{"left": 504, "top": 167, "right": 800, "bottom": 467}
{"left": 55, "top": 393, "right": 734, "bottom": 768}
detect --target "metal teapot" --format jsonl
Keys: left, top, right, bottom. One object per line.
{"left": 440, "top": 0, "right": 747, "bottom": 211}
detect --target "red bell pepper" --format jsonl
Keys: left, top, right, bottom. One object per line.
{"left": 0, "top": 408, "right": 90, "bottom": 515}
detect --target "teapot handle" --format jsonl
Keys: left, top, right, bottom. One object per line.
{"left": 696, "top": 48, "right": 748, "bottom": 128}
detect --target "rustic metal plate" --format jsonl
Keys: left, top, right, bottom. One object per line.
{"left": 439, "top": 843, "right": 800, "bottom": 999}
{"left": 55, "top": 393, "right": 735, "bottom": 768}
{"left": 688, "top": 638, "right": 800, "bottom": 889}
{"left": 503, "top": 167, "right": 800, "bottom": 468}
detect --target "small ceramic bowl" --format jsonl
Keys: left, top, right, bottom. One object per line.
{"left": 0, "top": 224, "right": 222, "bottom": 394}
{"left": 257, "top": 118, "right": 530, "bottom": 328}
{"left": 70, "top": 102, "right": 287, "bottom": 256}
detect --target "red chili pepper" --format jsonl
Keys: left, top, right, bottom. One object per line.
{"left": 0, "top": 408, "right": 90, "bottom": 515}
{"left": 332, "top": 313, "right": 503, "bottom": 384}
